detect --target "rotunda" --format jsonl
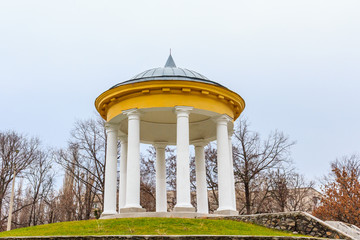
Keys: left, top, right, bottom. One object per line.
{"left": 95, "top": 54, "right": 245, "bottom": 217}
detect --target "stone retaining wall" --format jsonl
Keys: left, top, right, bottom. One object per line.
{"left": 219, "top": 212, "right": 353, "bottom": 240}
{"left": 0, "top": 236, "right": 330, "bottom": 240}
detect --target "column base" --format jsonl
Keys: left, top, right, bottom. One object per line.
{"left": 100, "top": 211, "right": 118, "bottom": 218}
{"left": 197, "top": 210, "right": 209, "bottom": 214}
{"left": 214, "top": 209, "right": 239, "bottom": 215}
{"left": 155, "top": 209, "right": 167, "bottom": 213}
{"left": 120, "top": 207, "right": 146, "bottom": 213}
{"left": 173, "top": 206, "right": 196, "bottom": 212}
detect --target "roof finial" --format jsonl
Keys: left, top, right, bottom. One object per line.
{"left": 164, "top": 51, "right": 176, "bottom": 68}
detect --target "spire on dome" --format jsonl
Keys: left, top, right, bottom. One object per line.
{"left": 164, "top": 51, "right": 176, "bottom": 68}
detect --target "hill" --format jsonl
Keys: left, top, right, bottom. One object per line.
{"left": 0, "top": 218, "right": 305, "bottom": 237}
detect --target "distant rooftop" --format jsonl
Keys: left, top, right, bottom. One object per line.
{"left": 111, "top": 54, "right": 223, "bottom": 89}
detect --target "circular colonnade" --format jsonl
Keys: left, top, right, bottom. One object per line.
{"left": 95, "top": 55, "right": 245, "bottom": 217}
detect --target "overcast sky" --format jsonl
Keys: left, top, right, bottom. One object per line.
{"left": 0, "top": 0, "right": 359, "bottom": 183}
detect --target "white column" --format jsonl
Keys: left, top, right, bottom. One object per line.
{"left": 122, "top": 109, "right": 145, "bottom": 212}
{"left": 102, "top": 123, "right": 118, "bottom": 216}
{"left": 174, "top": 106, "right": 195, "bottom": 212}
{"left": 215, "top": 115, "right": 238, "bottom": 215}
{"left": 118, "top": 136, "right": 127, "bottom": 210}
{"left": 228, "top": 133, "right": 237, "bottom": 211}
{"left": 194, "top": 141, "right": 209, "bottom": 214}
{"left": 154, "top": 143, "right": 167, "bottom": 212}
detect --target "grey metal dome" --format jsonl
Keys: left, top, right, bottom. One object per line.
{"left": 111, "top": 54, "right": 223, "bottom": 89}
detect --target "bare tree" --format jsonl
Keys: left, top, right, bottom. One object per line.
{"left": 189, "top": 154, "right": 197, "bottom": 208}
{"left": 287, "top": 173, "right": 316, "bottom": 212}
{"left": 232, "top": 118, "right": 295, "bottom": 214}
{"left": 56, "top": 117, "right": 107, "bottom": 219}
{"left": 268, "top": 169, "right": 290, "bottom": 212}
{"left": 0, "top": 131, "right": 39, "bottom": 230}
{"left": 163, "top": 146, "right": 177, "bottom": 210}
{"left": 165, "top": 147, "right": 177, "bottom": 192}
{"left": 57, "top": 143, "right": 97, "bottom": 220}
{"left": 204, "top": 143, "right": 219, "bottom": 213}
{"left": 139, "top": 146, "right": 182, "bottom": 211}
{"left": 41, "top": 190, "right": 61, "bottom": 225}
{"left": 58, "top": 162, "right": 76, "bottom": 222}
{"left": 250, "top": 173, "right": 272, "bottom": 214}
{"left": 24, "top": 149, "right": 55, "bottom": 226}
{"left": 140, "top": 148, "right": 156, "bottom": 211}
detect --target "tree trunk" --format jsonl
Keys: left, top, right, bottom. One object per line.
{"left": 0, "top": 197, "right": 3, "bottom": 230}
{"left": 244, "top": 181, "right": 251, "bottom": 214}
{"left": 280, "top": 203, "right": 285, "bottom": 212}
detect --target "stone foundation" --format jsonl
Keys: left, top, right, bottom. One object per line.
{"left": 215, "top": 212, "right": 354, "bottom": 240}
{"left": 119, "top": 207, "right": 146, "bottom": 213}
{"left": 173, "top": 206, "right": 196, "bottom": 213}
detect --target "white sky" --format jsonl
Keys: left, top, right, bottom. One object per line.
{"left": 0, "top": 0, "right": 359, "bottom": 183}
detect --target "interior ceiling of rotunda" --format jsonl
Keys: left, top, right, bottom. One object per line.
{"left": 113, "top": 107, "right": 233, "bottom": 145}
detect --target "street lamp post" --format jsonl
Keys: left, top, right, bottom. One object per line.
{"left": 7, "top": 149, "right": 19, "bottom": 231}
{"left": 7, "top": 165, "right": 16, "bottom": 231}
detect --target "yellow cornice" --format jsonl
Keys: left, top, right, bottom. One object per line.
{"left": 95, "top": 80, "right": 245, "bottom": 121}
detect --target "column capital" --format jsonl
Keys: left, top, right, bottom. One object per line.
{"left": 153, "top": 142, "right": 167, "bottom": 149}
{"left": 105, "top": 123, "right": 119, "bottom": 133}
{"left": 192, "top": 139, "right": 208, "bottom": 147}
{"left": 119, "top": 135, "right": 128, "bottom": 144}
{"left": 215, "top": 114, "right": 233, "bottom": 125}
{"left": 123, "top": 108, "right": 141, "bottom": 120}
{"left": 174, "top": 106, "right": 193, "bottom": 116}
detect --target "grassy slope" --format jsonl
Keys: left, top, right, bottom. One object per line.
{"left": 0, "top": 218, "right": 304, "bottom": 237}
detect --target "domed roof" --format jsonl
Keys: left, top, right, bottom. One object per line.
{"left": 111, "top": 54, "right": 223, "bottom": 89}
